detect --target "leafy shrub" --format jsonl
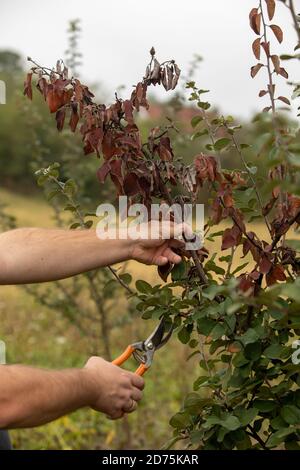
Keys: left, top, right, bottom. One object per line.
{"left": 24, "top": 1, "right": 300, "bottom": 450}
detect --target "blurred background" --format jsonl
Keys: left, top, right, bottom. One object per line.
{"left": 0, "top": 0, "right": 299, "bottom": 449}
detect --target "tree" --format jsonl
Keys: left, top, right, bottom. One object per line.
{"left": 24, "top": 1, "right": 300, "bottom": 450}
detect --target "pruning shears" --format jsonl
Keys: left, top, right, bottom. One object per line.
{"left": 112, "top": 318, "right": 173, "bottom": 376}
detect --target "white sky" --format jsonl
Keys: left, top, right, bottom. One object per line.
{"left": 0, "top": 0, "right": 299, "bottom": 118}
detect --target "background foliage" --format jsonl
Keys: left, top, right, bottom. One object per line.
{"left": 1, "top": 0, "right": 300, "bottom": 450}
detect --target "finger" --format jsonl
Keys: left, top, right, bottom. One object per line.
{"left": 123, "top": 400, "right": 138, "bottom": 414}
{"left": 130, "top": 373, "right": 145, "bottom": 390}
{"left": 159, "top": 221, "right": 194, "bottom": 242}
{"left": 169, "top": 238, "right": 185, "bottom": 249}
{"left": 162, "top": 247, "right": 182, "bottom": 264}
{"left": 131, "top": 387, "right": 143, "bottom": 402}
{"left": 106, "top": 411, "right": 124, "bottom": 420}
{"left": 153, "top": 255, "right": 169, "bottom": 266}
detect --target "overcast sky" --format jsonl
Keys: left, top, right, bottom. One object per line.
{"left": 1, "top": 0, "right": 299, "bottom": 118}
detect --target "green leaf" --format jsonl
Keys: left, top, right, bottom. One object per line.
{"left": 214, "top": 138, "right": 231, "bottom": 151}
{"left": 234, "top": 408, "right": 258, "bottom": 427}
{"left": 84, "top": 220, "right": 93, "bottom": 229}
{"left": 70, "top": 222, "right": 80, "bottom": 229}
{"left": 37, "top": 175, "right": 48, "bottom": 186}
{"left": 239, "top": 328, "right": 260, "bottom": 346}
{"left": 64, "top": 179, "right": 77, "bottom": 196}
{"left": 280, "top": 405, "right": 300, "bottom": 425}
{"left": 221, "top": 415, "right": 241, "bottom": 431}
{"left": 171, "top": 261, "right": 186, "bottom": 281}
{"left": 266, "top": 427, "right": 297, "bottom": 448}
{"left": 135, "top": 280, "right": 152, "bottom": 294}
{"left": 197, "top": 318, "right": 216, "bottom": 335}
{"left": 211, "top": 323, "right": 226, "bottom": 340}
{"left": 191, "top": 115, "right": 203, "bottom": 128}
{"left": 285, "top": 441, "right": 300, "bottom": 450}
{"left": 169, "top": 411, "right": 191, "bottom": 429}
{"left": 119, "top": 273, "right": 132, "bottom": 285}
{"left": 191, "top": 129, "right": 208, "bottom": 141}
{"left": 197, "top": 101, "right": 211, "bottom": 110}
{"left": 244, "top": 342, "right": 262, "bottom": 361}
{"left": 178, "top": 325, "right": 191, "bottom": 344}
{"left": 46, "top": 189, "right": 60, "bottom": 201}
{"left": 286, "top": 239, "right": 300, "bottom": 251}
{"left": 264, "top": 343, "right": 284, "bottom": 360}
{"left": 252, "top": 400, "right": 277, "bottom": 412}
{"left": 205, "top": 259, "right": 225, "bottom": 275}
{"left": 231, "top": 262, "right": 249, "bottom": 276}
{"left": 161, "top": 436, "right": 183, "bottom": 450}
{"left": 193, "top": 375, "right": 210, "bottom": 390}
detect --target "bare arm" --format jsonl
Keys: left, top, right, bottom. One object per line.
{"left": 0, "top": 358, "right": 144, "bottom": 428}
{"left": 0, "top": 227, "right": 133, "bottom": 284}
{"left": 0, "top": 223, "right": 182, "bottom": 285}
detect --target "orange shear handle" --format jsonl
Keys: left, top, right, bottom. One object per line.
{"left": 112, "top": 346, "right": 149, "bottom": 376}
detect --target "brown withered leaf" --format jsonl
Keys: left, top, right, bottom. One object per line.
{"left": 69, "top": 105, "right": 79, "bottom": 132}
{"left": 24, "top": 72, "right": 33, "bottom": 100}
{"left": 259, "top": 89, "right": 268, "bottom": 97}
{"left": 272, "top": 264, "right": 286, "bottom": 281}
{"left": 249, "top": 8, "right": 260, "bottom": 35}
{"left": 259, "top": 255, "right": 273, "bottom": 274}
{"left": 255, "top": 13, "right": 261, "bottom": 34}
{"left": 109, "top": 159, "right": 124, "bottom": 195}
{"left": 249, "top": 270, "right": 261, "bottom": 281}
{"left": 157, "top": 137, "right": 174, "bottom": 162}
{"left": 251, "top": 63, "right": 264, "bottom": 78}
{"left": 97, "top": 162, "right": 111, "bottom": 183}
{"left": 223, "top": 190, "right": 234, "bottom": 208}
{"left": 271, "top": 55, "right": 281, "bottom": 73}
{"left": 221, "top": 226, "right": 242, "bottom": 250}
{"left": 252, "top": 38, "right": 261, "bottom": 60}
{"left": 161, "top": 67, "right": 168, "bottom": 91}
{"left": 261, "top": 41, "right": 270, "bottom": 57}
{"left": 172, "top": 63, "right": 181, "bottom": 90}
{"left": 262, "top": 197, "right": 277, "bottom": 216}
{"left": 270, "top": 24, "right": 283, "bottom": 43}
{"left": 278, "top": 67, "right": 289, "bottom": 79}
{"left": 55, "top": 108, "right": 66, "bottom": 131}
{"left": 211, "top": 197, "right": 223, "bottom": 224}
{"left": 37, "top": 77, "right": 48, "bottom": 100}
{"left": 150, "top": 58, "right": 161, "bottom": 82}
{"left": 123, "top": 100, "right": 134, "bottom": 124}
{"left": 238, "top": 275, "right": 254, "bottom": 294}
{"left": 158, "top": 262, "right": 173, "bottom": 282}
{"left": 278, "top": 96, "right": 291, "bottom": 105}
{"left": 166, "top": 65, "right": 174, "bottom": 91}
{"left": 227, "top": 342, "right": 241, "bottom": 353}
{"left": 46, "top": 86, "right": 72, "bottom": 113}
{"left": 265, "top": 0, "right": 276, "bottom": 21}
{"left": 123, "top": 173, "right": 141, "bottom": 196}
{"left": 266, "top": 264, "right": 286, "bottom": 286}
{"left": 85, "top": 128, "right": 104, "bottom": 156}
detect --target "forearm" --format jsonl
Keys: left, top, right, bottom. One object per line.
{"left": 0, "top": 364, "right": 92, "bottom": 428}
{"left": 0, "top": 227, "right": 132, "bottom": 284}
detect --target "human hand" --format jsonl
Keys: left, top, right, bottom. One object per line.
{"left": 83, "top": 356, "right": 144, "bottom": 420}
{"left": 128, "top": 220, "right": 192, "bottom": 266}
